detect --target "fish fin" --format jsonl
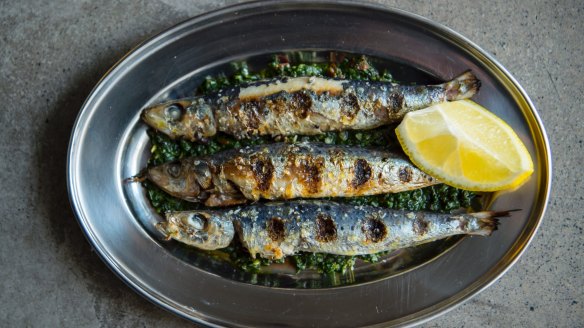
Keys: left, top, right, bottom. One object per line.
{"left": 155, "top": 222, "right": 172, "bottom": 240}
{"left": 444, "top": 70, "right": 481, "bottom": 101}
{"left": 469, "top": 209, "right": 519, "bottom": 236}
{"left": 204, "top": 193, "right": 248, "bottom": 207}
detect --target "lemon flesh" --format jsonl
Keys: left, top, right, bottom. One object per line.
{"left": 395, "top": 100, "right": 534, "bottom": 191}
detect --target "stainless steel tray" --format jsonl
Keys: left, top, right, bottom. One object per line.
{"left": 67, "top": 1, "right": 551, "bottom": 326}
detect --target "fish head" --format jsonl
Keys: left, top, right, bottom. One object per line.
{"left": 147, "top": 160, "right": 210, "bottom": 202}
{"left": 157, "top": 211, "right": 234, "bottom": 250}
{"left": 141, "top": 99, "right": 216, "bottom": 141}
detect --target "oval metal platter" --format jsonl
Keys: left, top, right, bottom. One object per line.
{"left": 67, "top": 1, "right": 551, "bottom": 327}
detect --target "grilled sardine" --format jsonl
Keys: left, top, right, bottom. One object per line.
{"left": 142, "top": 72, "right": 480, "bottom": 141}
{"left": 146, "top": 142, "right": 439, "bottom": 207}
{"left": 157, "top": 200, "right": 506, "bottom": 259}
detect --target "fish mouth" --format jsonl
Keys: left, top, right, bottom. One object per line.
{"left": 142, "top": 106, "right": 170, "bottom": 132}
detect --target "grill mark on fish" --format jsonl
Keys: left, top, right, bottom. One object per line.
{"left": 399, "top": 166, "right": 413, "bottom": 183}
{"left": 241, "top": 102, "right": 261, "bottom": 130}
{"left": 250, "top": 155, "right": 274, "bottom": 192}
{"left": 373, "top": 99, "right": 390, "bottom": 121}
{"left": 292, "top": 91, "right": 312, "bottom": 119}
{"left": 267, "top": 217, "right": 286, "bottom": 242}
{"left": 269, "top": 97, "right": 287, "bottom": 115}
{"left": 362, "top": 217, "right": 387, "bottom": 243}
{"left": 388, "top": 92, "right": 404, "bottom": 112}
{"left": 352, "top": 159, "right": 372, "bottom": 188}
{"left": 315, "top": 213, "right": 337, "bottom": 242}
{"left": 413, "top": 213, "right": 429, "bottom": 236}
{"left": 290, "top": 155, "right": 324, "bottom": 194}
{"left": 142, "top": 72, "right": 480, "bottom": 141}
{"left": 340, "top": 92, "right": 360, "bottom": 121}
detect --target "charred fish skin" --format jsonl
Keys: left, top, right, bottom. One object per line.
{"left": 221, "top": 143, "right": 439, "bottom": 200}
{"left": 159, "top": 200, "right": 505, "bottom": 260}
{"left": 146, "top": 142, "right": 439, "bottom": 206}
{"left": 142, "top": 72, "right": 480, "bottom": 141}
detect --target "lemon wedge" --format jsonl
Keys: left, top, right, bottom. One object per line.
{"left": 395, "top": 100, "right": 534, "bottom": 191}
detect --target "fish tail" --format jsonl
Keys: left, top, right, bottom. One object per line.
{"left": 124, "top": 168, "right": 148, "bottom": 183}
{"left": 468, "top": 209, "right": 518, "bottom": 236}
{"left": 444, "top": 70, "right": 481, "bottom": 101}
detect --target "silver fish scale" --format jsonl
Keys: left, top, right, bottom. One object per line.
{"left": 161, "top": 200, "right": 498, "bottom": 260}
{"left": 141, "top": 72, "right": 479, "bottom": 141}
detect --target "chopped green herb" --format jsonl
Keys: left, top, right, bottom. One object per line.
{"left": 339, "top": 184, "right": 476, "bottom": 213}
{"left": 144, "top": 52, "right": 476, "bottom": 275}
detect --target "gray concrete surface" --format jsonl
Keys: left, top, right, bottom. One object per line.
{"left": 1, "top": 0, "right": 582, "bottom": 326}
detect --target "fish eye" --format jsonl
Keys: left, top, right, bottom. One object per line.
{"left": 165, "top": 104, "right": 184, "bottom": 122}
{"left": 188, "top": 213, "right": 208, "bottom": 230}
{"left": 166, "top": 163, "right": 182, "bottom": 178}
